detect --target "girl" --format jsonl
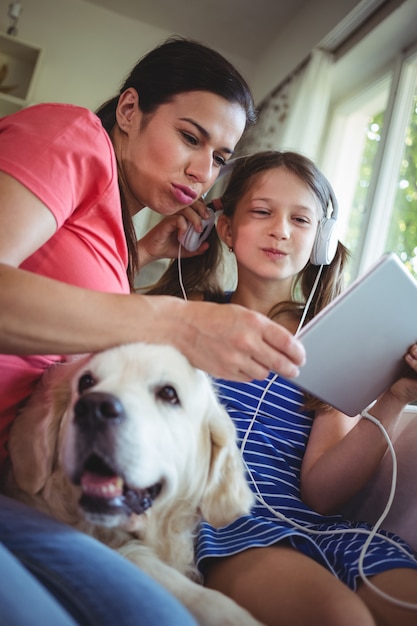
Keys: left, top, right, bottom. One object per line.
{"left": 148, "top": 151, "right": 417, "bottom": 626}
{"left": 0, "top": 38, "right": 304, "bottom": 626}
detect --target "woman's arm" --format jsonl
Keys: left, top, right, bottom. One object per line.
{"left": 300, "top": 345, "right": 417, "bottom": 514}
{"left": 0, "top": 262, "right": 304, "bottom": 382}
{"left": 0, "top": 173, "right": 305, "bottom": 381}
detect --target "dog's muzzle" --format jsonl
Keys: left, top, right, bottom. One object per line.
{"left": 70, "top": 392, "right": 162, "bottom": 524}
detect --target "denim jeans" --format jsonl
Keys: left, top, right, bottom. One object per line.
{"left": 0, "top": 495, "right": 197, "bottom": 626}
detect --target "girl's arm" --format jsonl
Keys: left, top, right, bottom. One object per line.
{"left": 0, "top": 173, "right": 305, "bottom": 381}
{"left": 300, "top": 344, "right": 417, "bottom": 514}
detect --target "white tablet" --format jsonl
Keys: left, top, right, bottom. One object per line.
{"left": 293, "top": 253, "right": 417, "bottom": 416}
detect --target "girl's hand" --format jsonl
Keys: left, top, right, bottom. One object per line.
{"left": 137, "top": 200, "right": 212, "bottom": 268}
{"left": 387, "top": 343, "right": 417, "bottom": 405}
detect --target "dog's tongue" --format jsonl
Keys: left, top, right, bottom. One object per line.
{"left": 81, "top": 472, "right": 123, "bottom": 499}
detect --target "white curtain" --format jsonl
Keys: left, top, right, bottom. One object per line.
{"left": 239, "top": 48, "right": 334, "bottom": 161}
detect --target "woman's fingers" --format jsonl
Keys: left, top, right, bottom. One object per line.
{"left": 188, "top": 304, "right": 306, "bottom": 382}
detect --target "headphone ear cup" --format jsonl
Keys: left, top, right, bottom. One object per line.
{"left": 310, "top": 217, "right": 338, "bottom": 265}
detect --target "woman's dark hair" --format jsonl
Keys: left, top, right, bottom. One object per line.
{"left": 96, "top": 37, "right": 256, "bottom": 289}
{"left": 97, "top": 36, "right": 256, "bottom": 132}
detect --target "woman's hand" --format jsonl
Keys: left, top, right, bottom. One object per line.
{"left": 137, "top": 200, "right": 212, "bottom": 269}
{"left": 142, "top": 296, "right": 306, "bottom": 382}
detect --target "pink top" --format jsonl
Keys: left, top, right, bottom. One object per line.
{"left": 0, "top": 103, "right": 130, "bottom": 472}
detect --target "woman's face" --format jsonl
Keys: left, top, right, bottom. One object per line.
{"left": 114, "top": 89, "right": 246, "bottom": 215}
{"left": 220, "top": 167, "right": 321, "bottom": 288}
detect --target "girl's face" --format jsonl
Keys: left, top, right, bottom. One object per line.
{"left": 114, "top": 89, "right": 246, "bottom": 215}
{"left": 219, "top": 167, "right": 321, "bottom": 288}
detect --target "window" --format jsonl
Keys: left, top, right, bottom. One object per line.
{"left": 320, "top": 74, "right": 391, "bottom": 281}
{"left": 321, "top": 43, "right": 417, "bottom": 283}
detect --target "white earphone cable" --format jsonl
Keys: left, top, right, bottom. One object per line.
{"left": 295, "top": 264, "right": 323, "bottom": 335}
{"left": 178, "top": 243, "right": 187, "bottom": 300}
{"left": 356, "top": 409, "right": 417, "bottom": 610}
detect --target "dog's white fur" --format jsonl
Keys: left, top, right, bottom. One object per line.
{"left": 3, "top": 343, "right": 262, "bottom": 626}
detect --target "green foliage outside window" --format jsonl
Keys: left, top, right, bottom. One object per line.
{"left": 386, "top": 91, "right": 417, "bottom": 277}
{"left": 347, "top": 111, "right": 384, "bottom": 266}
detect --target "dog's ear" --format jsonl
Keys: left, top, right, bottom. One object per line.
{"left": 199, "top": 382, "right": 254, "bottom": 527}
{"left": 7, "top": 359, "right": 82, "bottom": 495}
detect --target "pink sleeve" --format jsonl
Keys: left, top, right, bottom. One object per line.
{"left": 0, "top": 103, "right": 116, "bottom": 227}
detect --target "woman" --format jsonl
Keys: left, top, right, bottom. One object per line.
{"left": 0, "top": 38, "right": 303, "bottom": 625}
{"left": 0, "top": 37, "right": 306, "bottom": 472}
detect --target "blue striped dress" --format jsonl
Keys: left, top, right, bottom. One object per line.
{"left": 196, "top": 373, "right": 417, "bottom": 590}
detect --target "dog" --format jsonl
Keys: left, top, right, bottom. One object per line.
{"left": 3, "top": 342, "right": 263, "bottom": 626}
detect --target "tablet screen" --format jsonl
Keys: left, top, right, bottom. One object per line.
{"left": 293, "top": 253, "right": 417, "bottom": 416}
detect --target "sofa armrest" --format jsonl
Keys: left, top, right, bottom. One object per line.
{"left": 340, "top": 407, "right": 417, "bottom": 553}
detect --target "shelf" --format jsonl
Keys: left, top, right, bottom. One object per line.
{"left": 0, "top": 32, "right": 42, "bottom": 117}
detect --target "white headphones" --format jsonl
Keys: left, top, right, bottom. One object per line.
{"left": 309, "top": 186, "right": 339, "bottom": 266}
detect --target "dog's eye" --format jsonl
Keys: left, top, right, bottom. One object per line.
{"left": 78, "top": 372, "right": 96, "bottom": 394}
{"left": 156, "top": 385, "right": 180, "bottom": 405}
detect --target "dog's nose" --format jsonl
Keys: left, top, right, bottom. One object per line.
{"left": 74, "top": 392, "right": 125, "bottom": 428}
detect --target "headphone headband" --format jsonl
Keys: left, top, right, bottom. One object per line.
{"left": 309, "top": 184, "right": 339, "bottom": 266}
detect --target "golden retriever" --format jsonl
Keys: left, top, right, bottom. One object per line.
{"left": 3, "top": 343, "right": 262, "bottom": 626}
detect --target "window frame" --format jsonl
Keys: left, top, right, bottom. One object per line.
{"left": 357, "top": 44, "right": 417, "bottom": 275}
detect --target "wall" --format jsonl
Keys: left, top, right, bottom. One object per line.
{"left": 0, "top": 0, "right": 363, "bottom": 110}
{"left": 251, "top": 0, "right": 363, "bottom": 103}
{"left": 0, "top": 0, "right": 179, "bottom": 110}
{"left": 0, "top": 0, "right": 256, "bottom": 110}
